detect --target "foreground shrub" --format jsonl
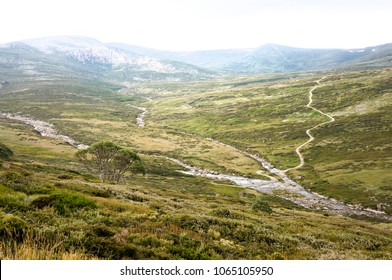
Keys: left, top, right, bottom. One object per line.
{"left": 0, "top": 143, "right": 13, "bottom": 161}
{"left": 0, "top": 172, "right": 51, "bottom": 194}
{"left": 0, "top": 213, "right": 28, "bottom": 240}
{"left": 31, "top": 192, "right": 96, "bottom": 214}
{"left": 0, "top": 228, "right": 94, "bottom": 260}
{"left": 252, "top": 196, "right": 273, "bottom": 214}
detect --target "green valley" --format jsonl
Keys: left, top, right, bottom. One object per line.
{"left": 0, "top": 37, "right": 392, "bottom": 260}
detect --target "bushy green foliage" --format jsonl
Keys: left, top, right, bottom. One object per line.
{"left": 31, "top": 192, "right": 96, "bottom": 215}
{"left": 0, "top": 172, "right": 52, "bottom": 194}
{"left": 251, "top": 196, "right": 273, "bottom": 214}
{"left": 0, "top": 143, "right": 13, "bottom": 160}
{"left": 0, "top": 160, "right": 391, "bottom": 260}
{"left": 0, "top": 212, "right": 28, "bottom": 240}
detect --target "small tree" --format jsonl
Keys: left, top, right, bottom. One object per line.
{"left": 75, "top": 141, "right": 144, "bottom": 183}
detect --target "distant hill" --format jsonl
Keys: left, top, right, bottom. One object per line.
{"left": 340, "top": 43, "right": 392, "bottom": 70}
{"left": 121, "top": 43, "right": 392, "bottom": 73}
{"left": 0, "top": 36, "right": 216, "bottom": 82}
{"left": 1, "top": 36, "right": 392, "bottom": 82}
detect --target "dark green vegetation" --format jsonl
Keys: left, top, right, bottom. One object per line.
{"left": 0, "top": 39, "right": 391, "bottom": 259}
{"left": 0, "top": 143, "right": 13, "bottom": 161}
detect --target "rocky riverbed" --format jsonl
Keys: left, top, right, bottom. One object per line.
{"left": 127, "top": 105, "right": 147, "bottom": 127}
{"left": 0, "top": 113, "right": 88, "bottom": 149}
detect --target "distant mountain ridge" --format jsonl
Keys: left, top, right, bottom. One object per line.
{"left": 1, "top": 36, "right": 392, "bottom": 82}
{"left": 0, "top": 36, "right": 216, "bottom": 82}
{"left": 109, "top": 42, "right": 392, "bottom": 73}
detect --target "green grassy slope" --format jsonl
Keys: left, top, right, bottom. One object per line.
{"left": 0, "top": 75, "right": 263, "bottom": 176}
{"left": 293, "top": 70, "right": 392, "bottom": 212}
{"left": 0, "top": 122, "right": 391, "bottom": 260}
{"left": 143, "top": 69, "right": 392, "bottom": 213}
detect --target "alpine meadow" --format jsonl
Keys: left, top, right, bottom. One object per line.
{"left": 0, "top": 35, "right": 392, "bottom": 260}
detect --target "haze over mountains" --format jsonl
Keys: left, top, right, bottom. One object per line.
{"left": 1, "top": 36, "right": 392, "bottom": 81}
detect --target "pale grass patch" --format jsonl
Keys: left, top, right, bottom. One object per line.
{"left": 92, "top": 196, "right": 153, "bottom": 214}
{"left": 0, "top": 231, "right": 95, "bottom": 260}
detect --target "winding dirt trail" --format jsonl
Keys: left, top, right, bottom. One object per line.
{"left": 283, "top": 77, "right": 335, "bottom": 173}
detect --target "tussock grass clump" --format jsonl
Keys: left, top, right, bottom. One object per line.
{"left": 0, "top": 143, "right": 13, "bottom": 161}
{"left": 0, "top": 213, "right": 28, "bottom": 240}
{"left": 31, "top": 191, "right": 96, "bottom": 215}
{"left": 0, "top": 172, "right": 52, "bottom": 195}
{"left": 252, "top": 196, "right": 273, "bottom": 214}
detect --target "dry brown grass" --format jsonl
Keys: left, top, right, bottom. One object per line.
{"left": 0, "top": 230, "right": 95, "bottom": 260}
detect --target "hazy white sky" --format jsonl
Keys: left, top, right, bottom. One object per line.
{"left": 1, "top": 0, "right": 391, "bottom": 51}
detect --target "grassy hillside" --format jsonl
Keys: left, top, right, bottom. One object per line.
{"left": 142, "top": 69, "right": 392, "bottom": 213}
{"left": 294, "top": 70, "right": 392, "bottom": 212}
{"left": 0, "top": 121, "right": 391, "bottom": 260}
{"left": 1, "top": 67, "right": 391, "bottom": 259}
{"left": 0, "top": 75, "right": 265, "bottom": 176}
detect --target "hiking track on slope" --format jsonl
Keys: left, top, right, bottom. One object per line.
{"left": 283, "top": 77, "right": 335, "bottom": 173}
